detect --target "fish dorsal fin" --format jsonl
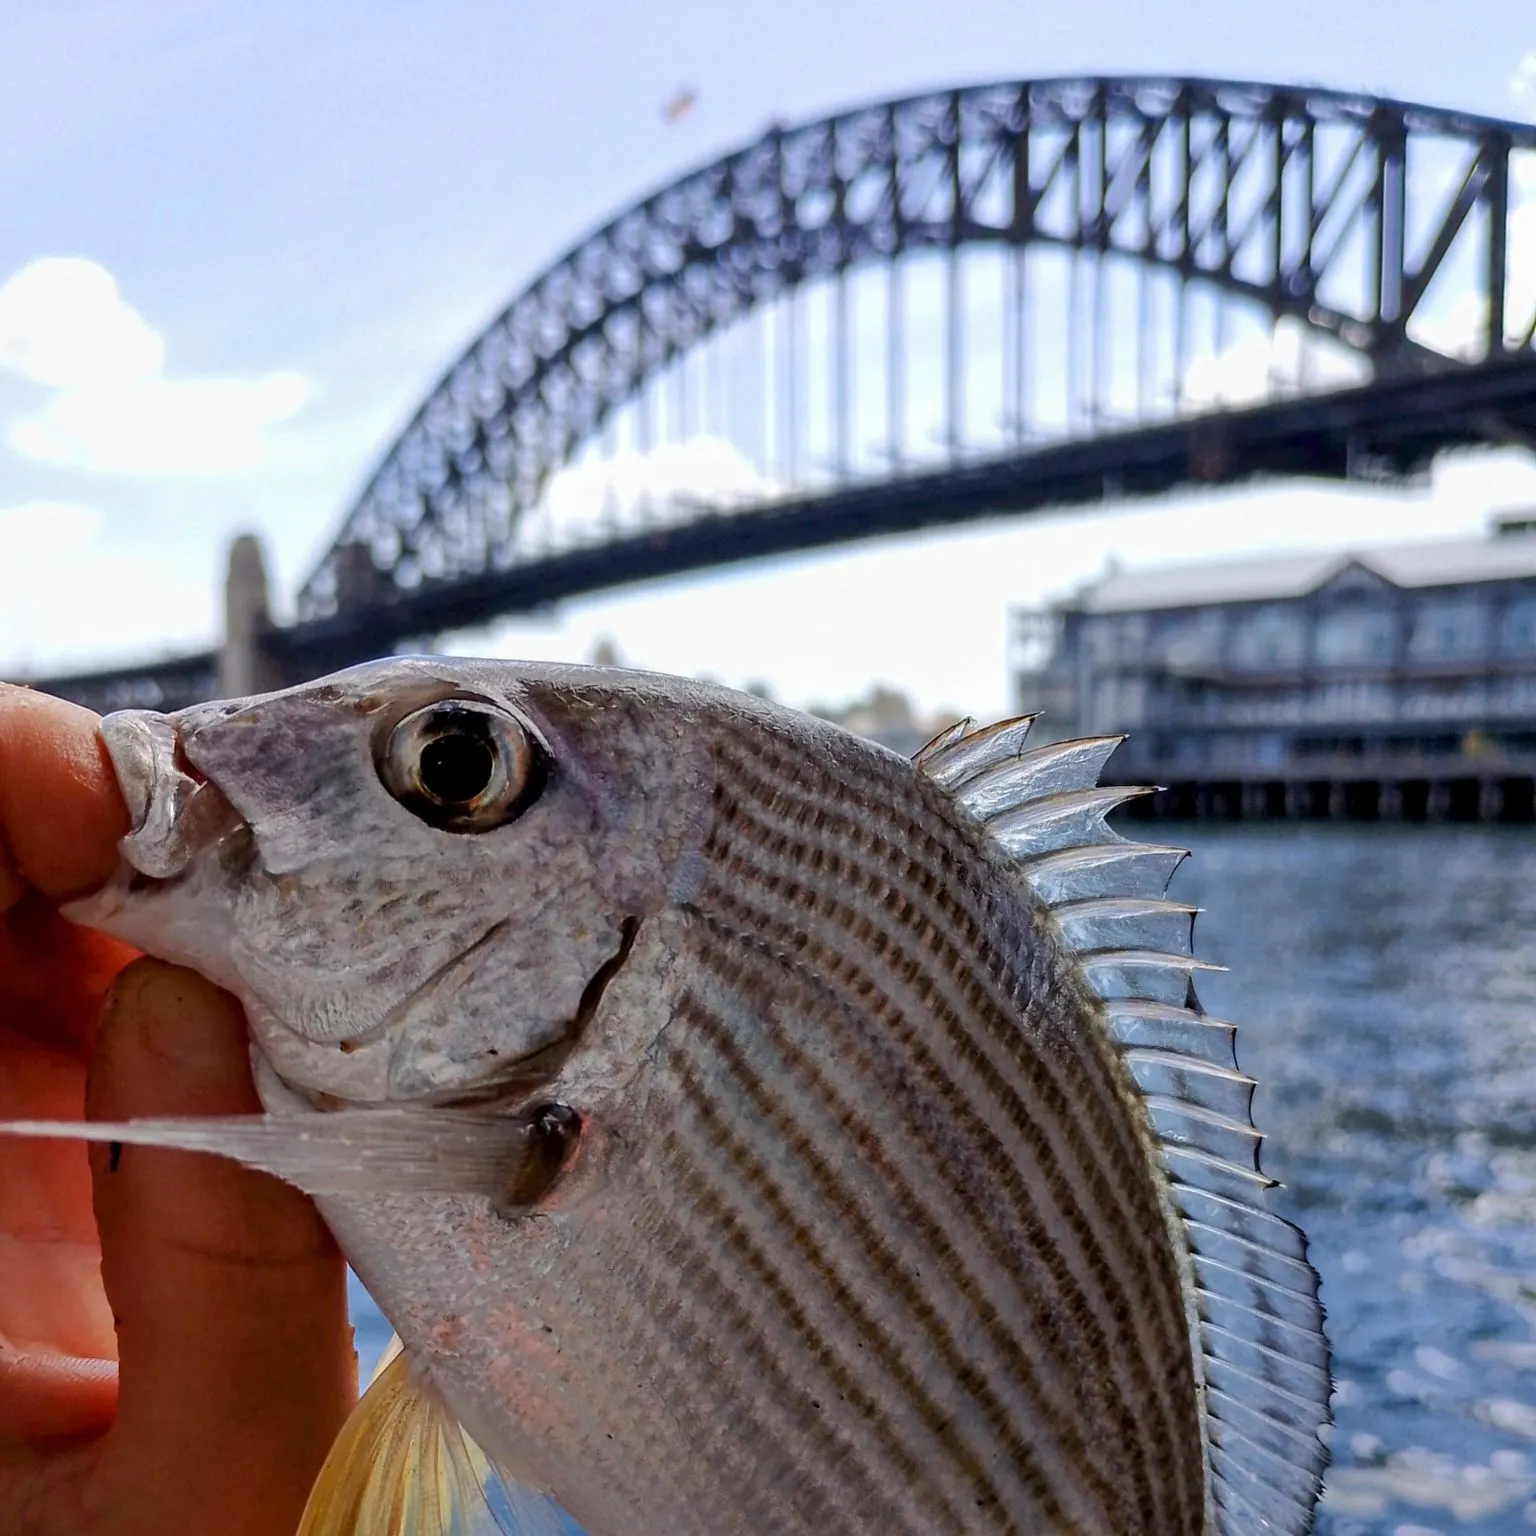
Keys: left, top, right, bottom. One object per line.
{"left": 299, "top": 1335, "right": 573, "bottom": 1535}
{"left": 913, "top": 716, "right": 976, "bottom": 765}
{"left": 918, "top": 721, "right": 1330, "bottom": 1536}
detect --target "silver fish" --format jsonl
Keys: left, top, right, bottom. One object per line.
{"left": 10, "top": 657, "right": 1330, "bottom": 1534}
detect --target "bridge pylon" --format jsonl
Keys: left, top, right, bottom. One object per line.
{"left": 218, "top": 534, "right": 286, "bottom": 700}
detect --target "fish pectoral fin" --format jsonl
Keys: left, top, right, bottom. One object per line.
{"left": 0, "top": 1111, "right": 541, "bottom": 1201}
{"left": 300, "top": 1340, "right": 567, "bottom": 1535}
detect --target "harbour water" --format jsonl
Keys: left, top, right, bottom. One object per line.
{"left": 349, "top": 824, "right": 1536, "bottom": 1533}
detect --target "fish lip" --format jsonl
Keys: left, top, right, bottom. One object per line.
{"left": 100, "top": 712, "right": 183, "bottom": 840}
{"left": 99, "top": 710, "right": 239, "bottom": 883}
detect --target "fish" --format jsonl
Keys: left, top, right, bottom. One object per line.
{"left": 2, "top": 657, "right": 1331, "bottom": 1534}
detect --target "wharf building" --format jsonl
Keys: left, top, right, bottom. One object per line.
{"left": 1011, "top": 519, "right": 1536, "bottom": 822}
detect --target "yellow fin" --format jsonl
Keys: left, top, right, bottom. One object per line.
{"left": 298, "top": 1334, "right": 567, "bottom": 1535}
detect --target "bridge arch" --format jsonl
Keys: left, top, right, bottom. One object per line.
{"left": 298, "top": 75, "right": 1536, "bottom": 626}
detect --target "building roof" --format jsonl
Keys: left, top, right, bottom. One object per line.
{"left": 1069, "top": 531, "right": 1536, "bottom": 614}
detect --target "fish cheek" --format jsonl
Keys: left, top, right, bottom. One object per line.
{"left": 382, "top": 904, "right": 637, "bottom": 1100}
{"left": 226, "top": 855, "right": 512, "bottom": 1048}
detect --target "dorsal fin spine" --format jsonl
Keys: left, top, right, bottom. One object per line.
{"left": 913, "top": 716, "right": 975, "bottom": 766}
{"left": 917, "top": 721, "right": 1330, "bottom": 1536}
{"left": 920, "top": 713, "right": 1038, "bottom": 786}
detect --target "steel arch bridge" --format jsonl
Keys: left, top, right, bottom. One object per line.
{"left": 25, "top": 75, "right": 1536, "bottom": 706}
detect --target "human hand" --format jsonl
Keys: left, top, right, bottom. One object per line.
{"left": 0, "top": 684, "right": 357, "bottom": 1535}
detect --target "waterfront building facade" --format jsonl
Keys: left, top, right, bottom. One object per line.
{"left": 1011, "top": 521, "right": 1536, "bottom": 820}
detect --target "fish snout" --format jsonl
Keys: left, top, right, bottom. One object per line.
{"left": 100, "top": 710, "right": 238, "bottom": 881}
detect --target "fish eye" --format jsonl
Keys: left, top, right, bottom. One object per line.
{"left": 379, "top": 700, "right": 544, "bottom": 833}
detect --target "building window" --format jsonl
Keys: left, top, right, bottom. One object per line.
{"left": 1501, "top": 598, "right": 1536, "bottom": 656}
{"left": 1091, "top": 679, "right": 1121, "bottom": 731}
{"left": 1408, "top": 599, "right": 1488, "bottom": 663}
{"left": 1083, "top": 617, "right": 1116, "bottom": 663}
{"left": 1157, "top": 611, "right": 1225, "bottom": 671}
{"left": 1315, "top": 604, "right": 1396, "bottom": 667}
{"left": 1232, "top": 604, "right": 1305, "bottom": 670}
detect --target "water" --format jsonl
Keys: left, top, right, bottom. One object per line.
{"left": 348, "top": 824, "right": 1536, "bottom": 1533}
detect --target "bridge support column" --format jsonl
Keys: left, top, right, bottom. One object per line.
{"left": 218, "top": 535, "right": 285, "bottom": 700}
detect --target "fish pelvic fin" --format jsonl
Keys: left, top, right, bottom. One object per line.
{"left": 919, "top": 719, "right": 1331, "bottom": 1536}
{"left": 300, "top": 1338, "right": 572, "bottom": 1536}
{"left": 0, "top": 1109, "right": 549, "bottom": 1200}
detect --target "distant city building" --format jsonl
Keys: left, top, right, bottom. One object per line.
{"left": 810, "top": 684, "right": 965, "bottom": 759}
{"left": 1012, "top": 516, "right": 1536, "bottom": 820}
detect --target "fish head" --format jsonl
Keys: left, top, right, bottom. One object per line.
{"left": 66, "top": 657, "right": 714, "bottom": 1107}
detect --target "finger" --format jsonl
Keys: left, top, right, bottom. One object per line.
{"left": 0, "top": 686, "right": 128, "bottom": 905}
{"left": 87, "top": 960, "right": 356, "bottom": 1532}
{"left": 0, "top": 1347, "right": 116, "bottom": 1443}
{"left": 1, "top": 898, "right": 139, "bottom": 1057}
{"left": 0, "top": 1026, "right": 118, "bottom": 1442}
{"left": 0, "top": 829, "right": 22, "bottom": 915}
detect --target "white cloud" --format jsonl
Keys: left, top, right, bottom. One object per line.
{"left": 0, "top": 499, "right": 103, "bottom": 664}
{"left": 538, "top": 436, "right": 778, "bottom": 546}
{"left": 1514, "top": 53, "right": 1536, "bottom": 102}
{"left": 0, "top": 498, "right": 101, "bottom": 556}
{"left": 10, "top": 369, "right": 308, "bottom": 475}
{"left": 0, "top": 257, "right": 307, "bottom": 475}
{"left": 430, "top": 445, "right": 1536, "bottom": 722}
{"left": 0, "top": 498, "right": 217, "bottom": 675}
{"left": 1183, "top": 318, "right": 1368, "bottom": 409}
{"left": 0, "top": 258, "right": 162, "bottom": 388}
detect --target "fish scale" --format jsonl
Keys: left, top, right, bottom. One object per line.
{"left": 680, "top": 723, "right": 1204, "bottom": 1532}
{"left": 2, "top": 658, "right": 1330, "bottom": 1534}
{"left": 676, "top": 991, "right": 1049, "bottom": 1524}
{"left": 697, "top": 743, "right": 1198, "bottom": 1474}
{"left": 684, "top": 908, "right": 1103, "bottom": 1468}
{"left": 675, "top": 937, "right": 1110, "bottom": 1528}
{"left": 711, "top": 728, "right": 1169, "bottom": 1247}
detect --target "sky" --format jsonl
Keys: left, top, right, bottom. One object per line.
{"left": 1, "top": 0, "right": 1535, "bottom": 719}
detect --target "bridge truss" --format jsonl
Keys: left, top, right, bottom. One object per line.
{"left": 287, "top": 75, "right": 1536, "bottom": 667}
{"left": 18, "top": 75, "right": 1536, "bottom": 701}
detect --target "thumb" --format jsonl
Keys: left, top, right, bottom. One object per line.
{"left": 87, "top": 959, "right": 357, "bottom": 1535}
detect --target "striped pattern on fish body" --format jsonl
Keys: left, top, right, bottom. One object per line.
{"left": 674, "top": 709, "right": 1205, "bottom": 1532}
{"left": 56, "top": 660, "right": 1330, "bottom": 1536}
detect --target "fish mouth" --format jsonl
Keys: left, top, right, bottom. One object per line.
{"left": 100, "top": 710, "right": 248, "bottom": 885}
{"left": 62, "top": 706, "right": 254, "bottom": 946}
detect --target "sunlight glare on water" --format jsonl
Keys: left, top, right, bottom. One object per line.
{"left": 1180, "top": 825, "right": 1536, "bottom": 1536}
